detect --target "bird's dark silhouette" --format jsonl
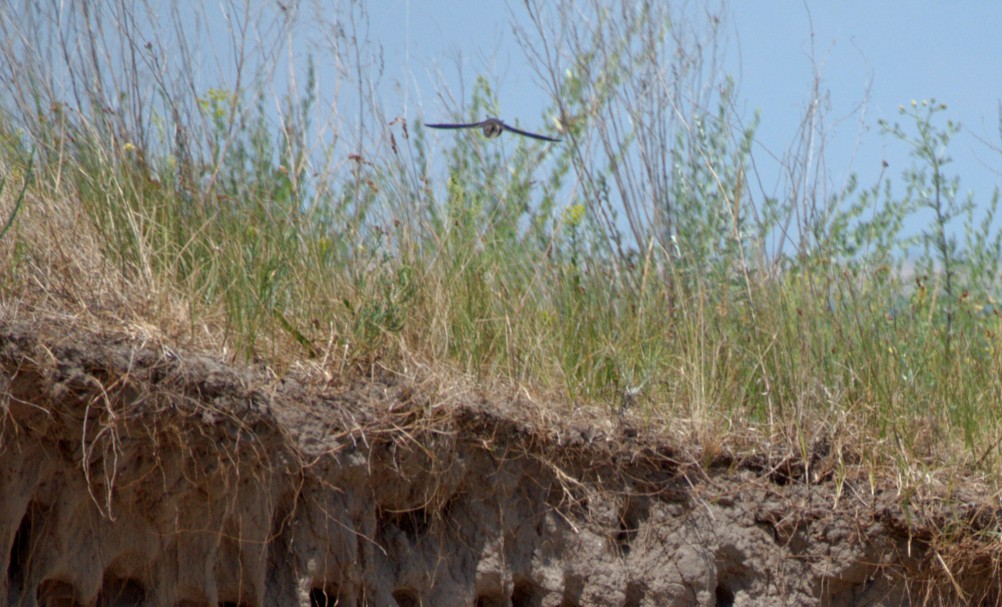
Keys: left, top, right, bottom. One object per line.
{"left": 425, "top": 117, "right": 560, "bottom": 143}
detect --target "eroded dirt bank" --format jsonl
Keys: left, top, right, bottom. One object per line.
{"left": 0, "top": 321, "right": 999, "bottom": 606}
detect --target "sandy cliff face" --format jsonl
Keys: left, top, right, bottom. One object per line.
{"left": 0, "top": 321, "right": 996, "bottom": 606}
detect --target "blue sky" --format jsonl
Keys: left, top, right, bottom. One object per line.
{"left": 727, "top": 2, "right": 1001, "bottom": 199}
{"left": 364, "top": 1, "right": 1002, "bottom": 238}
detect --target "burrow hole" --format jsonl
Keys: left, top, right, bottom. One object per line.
{"left": 310, "top": 585, "right": 345, "bottom": 607}
{"left": 615, "top": 496, "right": 650, "bottom": 556}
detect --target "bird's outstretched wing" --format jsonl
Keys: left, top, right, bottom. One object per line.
{"left": 426, "top": 118, "right": 561, "bottom": 143}
{"left": 500, "top": 123, "right": 561, "bottom": 143}
{"left": 425, "top": 121, "right": 486, "bottom": 130}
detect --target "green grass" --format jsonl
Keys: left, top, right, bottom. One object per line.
{"left": 1, "top": 1, "right": 1002, "bottom": 487}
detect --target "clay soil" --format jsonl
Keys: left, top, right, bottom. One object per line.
{"left": 2, "top": 320, "right": 1001, "bottom": 607}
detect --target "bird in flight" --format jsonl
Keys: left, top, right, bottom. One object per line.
{"left": 425, "top": 117, "right": 561, "bottom": 143}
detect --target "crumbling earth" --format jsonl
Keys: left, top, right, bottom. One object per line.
{"left": 1, "top": 321, "right": 999, "bottom": 606}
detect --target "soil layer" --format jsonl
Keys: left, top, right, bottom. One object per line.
{"left": 0, "top": 321, "right": 998, "bottom": 606}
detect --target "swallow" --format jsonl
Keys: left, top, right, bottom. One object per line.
{"left": 425, "top": 117, "right": 561, "bottom": 143}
